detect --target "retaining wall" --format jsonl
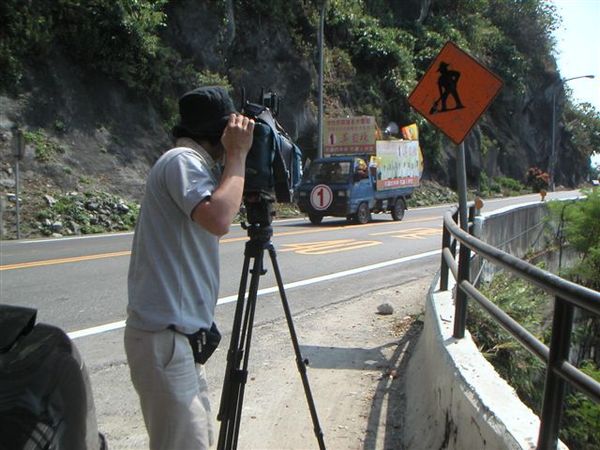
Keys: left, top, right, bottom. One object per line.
{"left": 403, "top": 200, "right": 570, "bottom": 449}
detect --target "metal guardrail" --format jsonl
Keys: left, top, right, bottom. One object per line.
{"left": 440, "top": 203, "right": 600, "bottom": 450}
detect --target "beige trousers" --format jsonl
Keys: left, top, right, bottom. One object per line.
{"left": 124, "top": 325, "right": 215, "bottom": 450}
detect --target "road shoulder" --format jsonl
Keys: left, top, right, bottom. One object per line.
{"left": 89, "top": 276, "right": 432, "bottom": 449}
{"left": 233, "top": 276, "right": 431, "bottom": 450}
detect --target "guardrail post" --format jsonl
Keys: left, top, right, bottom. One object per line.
{"left": 537, "top": 296, "right": 574, "bottom": 450}
{"left": 453, "top": 240, "right": 471, "bottom": 338}
{"left": 440, "top": 222, "right": 450, "bottom": 291}
{"left": 451, "top": 209, "right": 458, "bottom": 258}
{"left": 468, "top": 204, "right": 477, "bottom": 233}
{"left": 453, "top": 206, "right": 471, "bottom": 339}
{"left": 441, "top": 210, "right": 460, "bottom": 291}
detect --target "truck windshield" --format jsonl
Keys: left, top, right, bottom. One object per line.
{"left": 305, "top": 161, "right": 351, "bottom": 184}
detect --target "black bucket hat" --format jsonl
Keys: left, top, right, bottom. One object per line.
{"left": 173, "top": 86, "right": 236, "bottom": 138}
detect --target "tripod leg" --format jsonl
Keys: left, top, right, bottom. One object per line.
{"left": 267, "top": 245, "right": 327, "bottom": 450}
{"left": 217, "top": 254, "right": 251, "bottom": 448}
{"left": 218, "top": 246, "right": 264, "bottom": 450}
{"left": 229, "top": 248, "right": 263, "bottom": 449}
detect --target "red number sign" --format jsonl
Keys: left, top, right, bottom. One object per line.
{"left": 310, "top": 185, "right": 333, "bottom": 210}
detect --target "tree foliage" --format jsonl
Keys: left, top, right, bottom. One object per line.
{"left": 1, "top": 0, "right": 596, "bottom": 179}
{"left": 0, "top": 0, "right": 187, "bottom": 103}
{"left": 564, "top": 103, "right": 600, "bottom": 179}
{"left": 549, "top": 189, "right": 600, "bottom": 291}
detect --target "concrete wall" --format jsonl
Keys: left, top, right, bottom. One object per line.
{"left": 403, "top": 201, "right": 570, "bottom": 449}
{"left": 472, "top": 201, "right": 552, "bottom": 285}
{"left": 474, "top": 201, "right": 550, "bottom": 254}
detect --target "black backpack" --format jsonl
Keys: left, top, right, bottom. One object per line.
{"left": 0, "top": 305, "right": 106, "bottom": 450}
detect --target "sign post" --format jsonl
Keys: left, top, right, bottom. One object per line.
{"left": 13, "top": 128, "right": 25, "bottom": 239}
{"left": 408, "top": 41, "right": 503, "bottom": 338}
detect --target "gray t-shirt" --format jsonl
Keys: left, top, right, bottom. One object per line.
{"left": 127, "top": 138, "right": 221, "bottom": 334}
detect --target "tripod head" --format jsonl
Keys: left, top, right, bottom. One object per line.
{"left": 242, "top": 191, "right": 275, "bottom": 242}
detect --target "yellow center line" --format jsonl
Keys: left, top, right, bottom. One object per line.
{"left": 370, "top": 226, "right": 442, "bottom": 236}
{"left": 0, "top": 251, "right": 132, "bottom": 271}
{"left": 279, "top": 239, "right": 381, "bottom": 255}
{"left": 1, "top": 215, "right": 440, "bottom": 271}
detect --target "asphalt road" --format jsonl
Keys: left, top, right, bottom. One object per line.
{"left": 0, "top": 190, "right": 579, "bottom": 339}
{"left": 0, "top": 190, "right": 581, "bottom": 447}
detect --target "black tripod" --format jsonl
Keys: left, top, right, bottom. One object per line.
{"left": 217, "top": 196, "right": 326, "bottom": 450}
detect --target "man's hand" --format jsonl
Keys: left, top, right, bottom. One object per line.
{"left": 221, "top": 113, "right": 254, "bottom": 161}
{"left": 192, "top": 113, "right": 254, "bottom": 237}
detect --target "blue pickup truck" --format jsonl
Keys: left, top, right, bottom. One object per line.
{"left": 296, "top": 155, "right": 415, "bottom": 224}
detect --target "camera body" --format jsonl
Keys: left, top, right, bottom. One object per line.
{"left": 241, "top": 92, "right": 302, "bottom": 204}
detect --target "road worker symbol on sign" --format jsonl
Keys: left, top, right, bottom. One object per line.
{"left": 430, "top": 62, "right": 464, "bottom": 114}
{"left": 310, "top": 184, "right": 333, "bottom": 211}
{"left": 408, "top": 41, "right": 503, "bottom": 145}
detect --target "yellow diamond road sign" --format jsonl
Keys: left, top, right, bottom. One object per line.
{"left": 408, "top": 41, "right": 503, "bottom": 145}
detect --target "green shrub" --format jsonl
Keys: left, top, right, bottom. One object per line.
{"left": 478, "top": 172, "right": 501, "bottom": 196}
{"left": 478, "top": 173, "right": 523, "bottom": 197}
{"left": 563, "top": 361, "right": 600, "bottom": 449}
{"left": 546, "top": 192, "right": 600, "bottom": 449}
{"left": 548, "top": 189, "right": 600, "bottom": 290}
{"left": 469, "top": 272, "right": 550, "bottom": 408}
{"left": 496, "top": 176, "right": 525, "bottom": 193}
{"left": 23, "top": 130, "right": 67, "bottom": 162}
{"left": 470, "top": 265, "right": 600, "bottom": 449}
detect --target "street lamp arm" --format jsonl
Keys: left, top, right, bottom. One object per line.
{"left": 548, "top": 74, "right": 596, "bottom": 191}
{"left": 551, "top": 74, "right": 595, "bottom": 91}
{"left": 562, "top": 74, "right": 595, "bottom": 84}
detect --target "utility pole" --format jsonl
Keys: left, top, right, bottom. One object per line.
{"left": 13, "top": 128, "right": 25, "bottom": 239}
{"left": 317, "top": 0, "right": 327, "bottom": 159}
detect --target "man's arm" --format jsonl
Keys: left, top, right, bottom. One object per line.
{"left": 192, "top": 114, "right": 254, "bottom": 237}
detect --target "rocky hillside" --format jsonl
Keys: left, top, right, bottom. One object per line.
{"left": 0, "top": 0, "right": 597, "bottom": 239}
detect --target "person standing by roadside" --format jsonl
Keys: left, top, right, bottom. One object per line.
{"left": 124, "top": 86, "right": 254, "bottom": 450}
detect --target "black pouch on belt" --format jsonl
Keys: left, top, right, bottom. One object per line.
{"left": 186, "top": 322, "right": 221, "bottom": 365}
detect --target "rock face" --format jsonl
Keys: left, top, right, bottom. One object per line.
{"left": 0, "top": 1, "right": 583, "bottom": 212}
{"left": 159, "top": 0, "right": 587, "bottom": 186}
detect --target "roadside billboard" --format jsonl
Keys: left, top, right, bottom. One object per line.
{"left": 324, "top": 116, "right": 376, "bottom": 155}
{"left": 372, "top": 140, "right": 423, "bottom": 190}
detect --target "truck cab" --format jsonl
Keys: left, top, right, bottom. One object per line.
{"left": 296, "top": 155, "right": 412, "bottom": 224}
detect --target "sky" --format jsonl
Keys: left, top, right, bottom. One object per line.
{"left": 549, "top": 0, "right": 600, "bottom": 168}
{"left": 550, "top": 0, "right": 599, "bottom": 109}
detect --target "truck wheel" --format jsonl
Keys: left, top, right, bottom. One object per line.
{"left": 391, "top": 198, "right": 406, "bottom": 221}
{"left": 355, "top": 202, "right": 371, "bottom": 224}
{"left": 308, "top": 213, "right": 323, "bottom": 225}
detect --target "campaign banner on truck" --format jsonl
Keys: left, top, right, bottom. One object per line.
{"left": 324, "top": 116, "right": 376, "bottom": 155}
{"left": 373, "top": 140, "right": 423, "bottom": 190}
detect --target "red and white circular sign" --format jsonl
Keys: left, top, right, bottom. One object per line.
{"left": 310, "top": 184, "right": 333, "bottom": 210}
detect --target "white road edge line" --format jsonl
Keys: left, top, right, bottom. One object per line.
{"left": 67, "top": 249, "right": 440, "bottom": 340}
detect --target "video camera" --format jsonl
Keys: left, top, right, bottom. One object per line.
{"left": 241, "top": 89, "right": 303, "bottom": 207}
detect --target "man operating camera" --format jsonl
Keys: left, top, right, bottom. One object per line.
{"left": 124, "top": 86, "right": 254, "bottom": 450}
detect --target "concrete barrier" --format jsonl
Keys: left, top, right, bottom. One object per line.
{"left": 472, "top": 201, "right": 550, "bottom": 285}
{"left": 402, "top": 201, "right": 569, "bottom": 449}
